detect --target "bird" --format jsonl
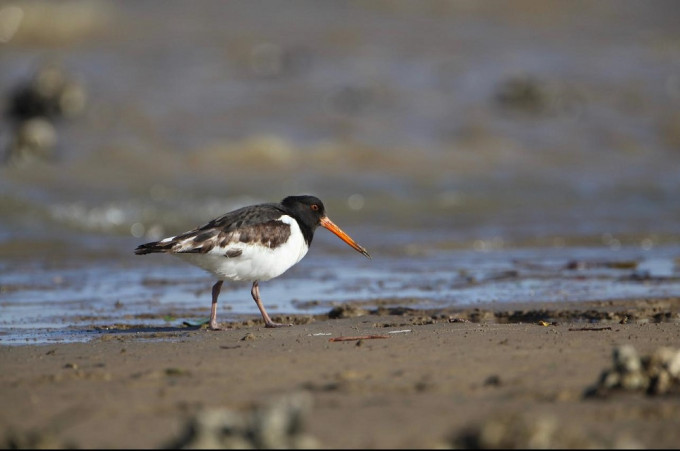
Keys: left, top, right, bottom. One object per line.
{"left": 135, "top": 195, "right": 370, "bottom": 329}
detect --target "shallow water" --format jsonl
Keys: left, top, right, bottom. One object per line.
{"left": 1, "top": 1, "right": 679, "bottom": 344}
{"left": 2, "top": 242, "right": 680, "bottom": 345}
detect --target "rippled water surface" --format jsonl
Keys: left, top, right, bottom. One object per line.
{"left": 3, "top": 242, "right": 680, "bottom": 344}
{"left": 1, "top": 1, "right": 679, "bottom": 344}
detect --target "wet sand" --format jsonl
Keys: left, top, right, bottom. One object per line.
{"left": 2, "top": 298, "right": 680, "bottom": 449}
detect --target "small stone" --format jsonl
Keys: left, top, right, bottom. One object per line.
{"left": 649, "top": 371, "right": 672, "bottom": 395}
{"left": 599, "top": 370, "right": 620, "bottom": 389}
{"left": 165, "top": 367, "right": 190, "bottom": 377}
{"left": 620, "top": 371, "right": 647, "bottom": 391}
{"left": 613, "top": 345, "right": 641, "bottom": 373}
{"left": 241, "top": 333, "right": 256, "bottom": 341}
{"left": 647, "top": 347, "right": 677, "bottom": 374}
{"left": 667, "top": 349, "right": 680, "bottom": 378}
{"left": 327, "top": 304, "right": 368, "bottom": 319}
{"left": 483, "top": 375, "right": 502, "bottom": 387}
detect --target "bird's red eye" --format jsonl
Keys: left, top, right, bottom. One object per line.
{"left": 311, "top": 204, "right": 319, "bottom": 211}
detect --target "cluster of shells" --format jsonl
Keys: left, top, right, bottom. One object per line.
{"left": 586, "top": 345, "right": 680, "bottom": 397}
{"left": 170, "top": 392, "right": 318, "bottom": 449}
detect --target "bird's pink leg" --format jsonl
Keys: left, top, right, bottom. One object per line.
{"left": 209, "top": 280, "right": 224, "bottom": 330}
{"left": 251, "top": 281, "right": 291, "bottom": 328}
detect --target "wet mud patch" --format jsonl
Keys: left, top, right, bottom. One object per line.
{"left": 316, "top": 297, "right": 680, "bottom": 327}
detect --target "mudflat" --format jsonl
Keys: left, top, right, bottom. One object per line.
{"left": 1, "top": 298, "right": 679, "bottom": 449}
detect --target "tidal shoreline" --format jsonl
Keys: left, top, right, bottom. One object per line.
{"left": 2, "top": 297, "right": 679, "bottom": 448}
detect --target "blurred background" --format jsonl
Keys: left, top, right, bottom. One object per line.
{"left": 2, "top": 0, "right": 680, "bottom": 252}
{"left": 1, "top": 0, "right": 680, "bottom": 341}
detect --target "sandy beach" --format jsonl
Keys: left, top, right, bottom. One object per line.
{"left": 2, "top": 298, "right": 680, "bottom": 449}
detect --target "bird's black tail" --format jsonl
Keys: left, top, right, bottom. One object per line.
{"left": 134, "top": 241, "right": 174, "bottom": 255}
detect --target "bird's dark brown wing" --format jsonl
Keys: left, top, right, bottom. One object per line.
{"left": 134, "top": 203, "right": 292, "bottom": 255}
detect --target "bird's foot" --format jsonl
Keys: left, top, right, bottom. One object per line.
{"left": 208, "top": 321, "right": 229, "bottom": 331}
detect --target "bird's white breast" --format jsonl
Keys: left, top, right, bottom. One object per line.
{"left": 175, "top": 215, "right": 309, "bottom": 282}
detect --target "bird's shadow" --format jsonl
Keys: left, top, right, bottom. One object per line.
{"left": 90, "top": 320, "right": 210, "bottom": 336}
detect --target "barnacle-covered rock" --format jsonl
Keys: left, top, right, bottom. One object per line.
{"left": 169, "top": 391, "right": 319, "bottom": 449}
{"left": 585, "top": 345, "right": 680, "bottom": 397}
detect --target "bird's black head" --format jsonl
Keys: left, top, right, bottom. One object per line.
{"left": 281, "top": 195, "right": 326, "bottom": 229}
{"left": 280, "top": 195, "right": 371, "bottom": 259}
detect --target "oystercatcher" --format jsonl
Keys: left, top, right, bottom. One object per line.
{"left": 135, "top": 195, "right": 370, "bottom": 329}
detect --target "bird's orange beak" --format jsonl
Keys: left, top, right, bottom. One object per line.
{"left": 320, "top": 216, "right": 371, "bottom": 259}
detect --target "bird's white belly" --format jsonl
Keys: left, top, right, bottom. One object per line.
{"left": 175, "top": 215, "right": 309, "bottom": 282}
